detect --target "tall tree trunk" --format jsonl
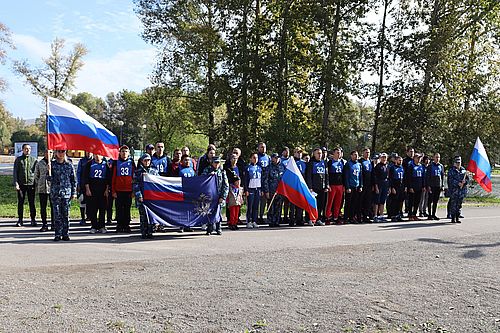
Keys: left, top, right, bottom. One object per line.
{"left": 277, "top": 0, "right": 291, "bottom": 148}
{"left": 321, "top": 0, "right": 342, "bottom": 147}
{"left": 251, "top": 0, "right": 261, "bottom": 149}
{"left": 415, "top": 0, "right": 440, "bottom": 147}
{"left": 241, "top": 3, "right": 250, "bottom": 148}
{"left": 207, "top": 3, "right": 216, "bottom": 143}
{"left": 371, "top": 0, "right": 389, "bottom": 152}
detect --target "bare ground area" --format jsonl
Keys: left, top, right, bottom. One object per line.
{"left": 0, "top": 207, "right": 499, "bottom": 333}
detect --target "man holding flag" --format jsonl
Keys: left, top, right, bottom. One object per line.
{"left": 467, "top": 137, "right": 492, "bottom": 193}
{"left": 276, "top": 155, "right": 318, "bottom": 225}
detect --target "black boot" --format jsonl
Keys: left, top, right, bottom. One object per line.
{"left": 79, "top": 208, "right": 86, "bottom": 226}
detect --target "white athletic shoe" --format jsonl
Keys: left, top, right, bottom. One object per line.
{"left": 307, "top": 221, "right": 314, "bottom": 226}
{"left": 100, "top": 227, "right": 107, "bottom": 234}
{"left": 201, "top": 224, "right": 207, "bottom": 231}
{"left": 89, "top": 228, "right": 97, "bottom": 234}
{"left": 316, "top": 220, "right": 325, "bottom": 226}
{"left": 252, "top": 222, "right": 259, "bottom": 228}
{"left": 246, "top": 222, "right": 253, "bottom": 229}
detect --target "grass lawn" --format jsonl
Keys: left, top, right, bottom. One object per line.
{"left": 0, "top": 175, "right": 139, "bottom": 219}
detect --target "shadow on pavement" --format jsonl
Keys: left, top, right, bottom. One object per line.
{"left": 417, "top": 237, "right": 500, "bottom": 260}
{"left": 377, "top": 222, "right": 450, "bottom": 230}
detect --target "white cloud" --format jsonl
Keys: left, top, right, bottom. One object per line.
{"left": 12, "top": 34, "right": 51, "bottom": 59}
{"left": 75, "top": 48, "right": 156, "bottom": 97}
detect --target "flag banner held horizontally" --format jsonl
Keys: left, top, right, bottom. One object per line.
{"left": 276, "top": 157, "right": 318, "bottom": 221}
{"left": 143, "top": 173, "right": 219, "bottom": 227}
{"left": 467, "top": 137, "right": 492, "bottom": 193}
{"left": 47, "top": 97, "right": 119, "bottom": 159}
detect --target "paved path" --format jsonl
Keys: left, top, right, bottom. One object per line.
{"left": 1, "top": 206, "right": 499, "bottom": 269}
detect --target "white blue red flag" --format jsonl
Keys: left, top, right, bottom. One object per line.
{"left": 467, "top": 137, "right": 492, "bottom": 193}
{"left": 47, "top": 97, "right": 119, "bottom": 159}
{"left": 276, "top": 157, "right": 318, "bottom": 221}
{"left": 142, "top": 173, "right": 220, "bottom": 227}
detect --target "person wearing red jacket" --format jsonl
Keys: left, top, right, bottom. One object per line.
{"left": 111, "top": 145, "right": 136, "bottom": 233}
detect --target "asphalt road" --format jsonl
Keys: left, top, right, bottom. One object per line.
{"left": 0, "top": 206, "right": 499, "bottom": 332}
{"left": 0, "top": 206, "right": 499, "bottom": 269}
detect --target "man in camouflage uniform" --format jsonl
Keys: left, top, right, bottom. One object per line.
{"left": 48, "top": 150, "right": 77, "bottom": 241}
{"left": 447, "top": 156, "right": 468, "bottom": 224}
{"left": 263, "top": 153, "right": 285, "bottom": 227}
{"left": 202, "top": 156, "right": 229, "bottom": 235}
{"left": 133, "top": 153, "right": 159, "bottom": 239}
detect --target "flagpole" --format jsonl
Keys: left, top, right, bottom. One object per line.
{"left": 265, "top": 192, "right": 278, "bottom": 215}
{"left": 45, "top": 96, "right": 49, "bottom": 150}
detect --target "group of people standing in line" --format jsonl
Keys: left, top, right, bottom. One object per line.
{"left": 12, "top": 142, "right": 469, "bottom": 241}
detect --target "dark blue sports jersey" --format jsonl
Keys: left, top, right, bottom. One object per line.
{"left": 295, "top": 159, "right": 306, "bottom": 175}
{"left": 312, "top": 160, "right": 326, "bottom": 175}
{"left": 90, "top": 160, "right": 107, "bottom": 179}
{"left": 258, "top": 153, "right": 270, "bottom": 168}
{"left": 179, "top": 167, "right": 196, "bottom": 178}
{"left": 344, "top": 160, "right": 362, "bottom": 188}
{"left": 116, "top": 159, "right": 133, "bottom": 177}
{"left": 152, "top": 155, "right": 169, "bottom": 175}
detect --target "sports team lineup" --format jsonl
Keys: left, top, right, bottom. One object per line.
{"left": 14, "top": 98, "right": 492, "bottom": 242}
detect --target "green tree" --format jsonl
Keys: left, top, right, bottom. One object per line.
{"left": 135, "top": 0, "right": 227, "bottom": 143}
{"left": 70, "top": 92, "right": 107, "bottom": 121}
{"left": 13, "top": 38, "right": 88, "bottom": 101}
{"left": 0, "top": 22, "right": 14, "bottom": 92}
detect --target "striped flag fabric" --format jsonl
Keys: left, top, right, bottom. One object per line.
{"left": 47, "top": 97, "right": 119, "bottom": 159}
{"left": 467, "top": 137, "right": 492, "bottom": 193}
{"left": 276, "top": 157, "right": 318, "bottom": 221}
{"left": 143, "top": 173, "right": 219, "bottom": 227}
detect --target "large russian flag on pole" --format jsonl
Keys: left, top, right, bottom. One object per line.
{"left": 47, "top": 97, "right": 119, "bottom": 159}
{"left": 276, "top": 157, "right": 318, "bottom": 221}
{"left": 467, "top": 137, "right": 492, "bottom": 193}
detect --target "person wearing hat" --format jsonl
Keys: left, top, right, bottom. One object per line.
{"left": 373, "top": 153, "right": 390, "bottom": 222}
{"left": 202, "top": 155, "right": 229, "bottom": 235}
{"left": 83, "top": 154, "right": 111, "bottom": 234}
{"left": 388, "top": 155, "right": 405, "bottom": 221}
{"left": 289, "top": 147, "right": 306, "bottom": 226}
{"left": 426, "top": 153, "right": 444, "bottom": 220}
{"left": 263, "top": 153, "right": 285, "bottom": 227}
{"left": 111, "top": 145, "right": 136, "bottom": 233}
{"left": 47, "top": 150, "right": 77, "bottom": 241}
{"left": 226, "top": 175, "right": 244, "bottom": 230}
{"left": 405, "top": 153, "right": 425, "bottom": 221}
{"left": 133, "top": 153, "right": 159, "bottom": 238}
{"left": 447, "top": 156, "right": 468, "bottom": 223}
{"left": 358, "top": 148, "right": 374, "bottom": 223}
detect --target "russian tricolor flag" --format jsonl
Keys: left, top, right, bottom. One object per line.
{"left": 467, "top": 137, "right": 492, "bottom": 193}
{"left": 276, "top": 157, "right": 318, "bottom": 221}
{"left": 47, "top": 97, "right": 119, "bottom": 159}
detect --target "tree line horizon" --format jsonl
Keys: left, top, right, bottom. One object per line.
{"left": 1, "top": 0, "right": 499, "bottom": 163}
